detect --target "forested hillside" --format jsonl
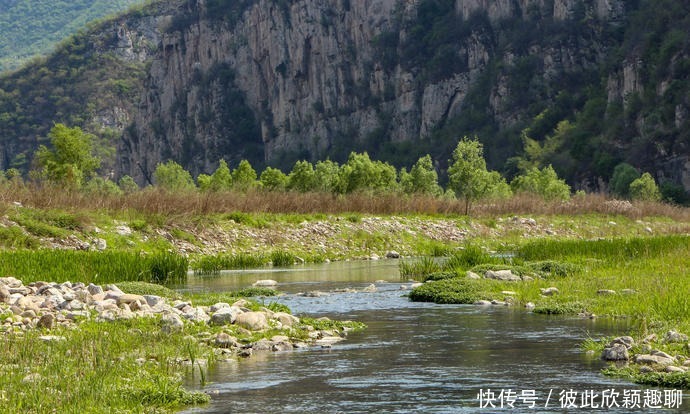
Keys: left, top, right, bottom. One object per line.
{"left": 0, "top": 0, "right": 688, "bottom": 197}
{"left": 0, "top": 0, "right": 145, "bottom": 72}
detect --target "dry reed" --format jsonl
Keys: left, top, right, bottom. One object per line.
{"left": 1, "top": 184, "right": 689, "bottom": 221}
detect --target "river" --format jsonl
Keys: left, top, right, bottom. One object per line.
{"left": 179, "top": 261, "right": 688, "bottom": 413}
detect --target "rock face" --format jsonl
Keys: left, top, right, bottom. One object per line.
{"left": 112, "top": 0, "right": 638, "bottom": 183}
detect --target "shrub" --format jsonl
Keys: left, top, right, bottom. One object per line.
{"left": 510, "top": 165, "right": 571, "bottom": 201}
{"left": 260, "top": 167, "right": 288, "bottom": 191}
{"left": 629, "top": 172, "right": 661, "bottom": 201}
{"left": 408, "top": 278, "right": 490, "bottom": 304}
{"left": 609, "top": 163, "right": 639, "bottom": 198}
{"left": 154, "top": 160, "right": 195, "bottom": 192}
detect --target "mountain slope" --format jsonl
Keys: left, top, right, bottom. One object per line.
{"left": 0, "top": 0, "right": 688, "bottom": 192}
{"left": 0, "top": 0, "right": 144, "bottom": 72}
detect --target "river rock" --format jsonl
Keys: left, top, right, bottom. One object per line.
{"left": 474, "top": 300, "right": 492, "bottom": 306}
{"left": 315, "top": 336, "right": 344, "bottom": 347}
{"left": 161, "top": 313, "right": 184, "bottom": 334}
{"left": 540, "top": 287, "right": 559, "bottom": 296}
{"left": 0, "top": 285, "right": 10, "bottom": 303}
{"left": 182, "top": 307, "right": 211, "bottom": 323}
{"left": 142, "top": 295, "right": 163, "bottom": 308}
{"left": 466, "top": 271, "right": 481, "bottom": 280}
{"left": 410, "top": 283, "right": 423, "bottom": 289}
{"left": 117, "top": 294, "right": 146, "bottom": 307}
{"left": 231, "top": 299, "right": 249, "bottom": 308}
{"left": 601, "top": 344, "right": 629, "bottom": 361}
{"left": 235, "top": 312, "right": 269, "bottom": 331}
{"left": 209, "top": 302, "right": 230, "bottom": 313}
{"left": 87, "top": 283, "right": 103, "bottom": 296}
{"left": 597, "top": 289, "right": 616, "bottom": 295}
{"left": 215, "top": 332, "right": 239, "bottom": 348}
{"left": 664, "top": 330, "right": 688, "bottom": 343}
{"left": 252, "top": 339, "right": 274, "bottom": 351}
{"left": 525, "top": 302, "right": 535, "bottom": 310}
{"left": 273, "top": 312, "right": 299, "bottom": 327}
{"left": 666, "top": 366, "right": 686, "bottom": 373}
{"left": 385, "top": 250, "right": 400, "bottom": 259}
{"left": 0, "top": 277, "right": 22, "bottom": 288}
{"left": 484, "top": 270, "right": 521, "bottom": 281}
{"left": 369, "top": 254, "right": 380, "bottom": 261}
{"left": 362, "top": 284, "right": 377, "bottom": 293}
{"left": 609, "top": 336, "right": 635, "bottom": 349}
{"left": 253, "top": 280, "right": 278, "bottom": 287}
{"left": 636, "top": 353, "right": 675, "bottom": 365}
{"left": 37, "top": 314, "right": 54, "bottom": 329}
{"left": 210, "top": 306, "right": 242, "bottom": 326}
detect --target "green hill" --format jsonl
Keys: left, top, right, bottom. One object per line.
{"left": 0, "top": 0, "right": 145, "bottom": 72}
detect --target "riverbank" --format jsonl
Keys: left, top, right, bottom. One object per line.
{"left": 405, "top": 235, "right": 690, "bottom": 389}
{"left": 0, "top": 278, "right": 363, "bottom": 413}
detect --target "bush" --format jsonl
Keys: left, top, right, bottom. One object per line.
{"left": 609, "top": 163, "right": 639, "bottom": 198}
{"left": 260, "top": 167, "right": 288, "bottom": 191}
{"left": 511, "top": 165, "right": 571, "bottom": 201}
{"left": 154, "top": 160, "right": 195, "bottom": 192}
{"left": 629, "top": 172, "right": 661, "bottom": 201}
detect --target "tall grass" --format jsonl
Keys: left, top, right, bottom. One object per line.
{"left": 191, "top": 253, "right": 268, "bottom": 275}
{"left": 516, "top": 234, "right": 690, "bottom": 261}
{"left": 2, "top": 184, "right": 688, "bottom": 219}
{"left": 0, "top": 250, "right": 188, "bottom": 284}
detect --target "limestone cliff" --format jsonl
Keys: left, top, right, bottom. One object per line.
{"left": 1, "top": 0, "right": 688, "bottom": 191}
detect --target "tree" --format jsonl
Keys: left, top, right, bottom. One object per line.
{"left": 35, "top": 123, "right": 101, "bottom": 188}
{"left": 629, "top": 172, "right": 661, "bottom": 201}
{"left": 447, "top": 137, "right": 510, "bottom": 214}
{"left": 314, "top": 160, "right": 340, "bottom": 193}
{"left": 260, "top": 167, "right": 288, "bottom": 191}
{"left": 609, "top": 163, "right": 640, "bottom": 198}
{"left": 153, "top": 160, "right": 195, "bottom": 191}
{"left": 232, "top": 159, "right": 258, "bottom": 192}
{"left": 337, "top": 152, "right": 397, "bottom": 194}
{"left": 401, "top": 154, "right": 442, "bottom": 196}
{"left": 511, "top": 165, "right": 571, "bottom": 201}
{"left": 209, "top": 159, "right": 232, "bottom": 192}
{"left": 118, "top": 175, "right": 139, "bottom": 194}
{"left": 287, "top": 160, "right": 317, "bottom": 192}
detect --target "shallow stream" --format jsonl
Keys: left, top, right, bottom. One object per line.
{"left": 179, "top": 261, "right": 688, "bottom": 413}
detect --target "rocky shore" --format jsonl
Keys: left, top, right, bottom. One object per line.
{"left": 0, "top": 276, "right": 354, "bottom": 357}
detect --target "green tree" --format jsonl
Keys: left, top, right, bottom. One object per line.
{"left": 287, "top": 160, "right": 317, "bottom": 192}
{"left": 337, "top": 152, "right": 397, "bottom": 194}
{"left": 35, "top": 123, "right": 101, "bottom": 189}
{"left": 401, "top": 154, "right": 442, "bottom": 196}
{"left": 260, "top": 167, "right": 288, "bottom": 191}
{"left": 118, "top": 175, "right": 139, "bottom": 194}
{"left": 448, "top": 137, "right": 510, "bottom": 214}
{"left": 209, "top": 159, "right": 232, "bottom": 192}
{"left": 629, "top": 172, "right": 661, "bottom": 201}
{"left": 83, "top": 177, "right": 122, "bottom": 196}
{"left": 196, "top": 174, "right": 212, "bottom": 191}
{"left": 511, "top": 165, "right": 571, "bottom": 201}
{"left": 609, "top": 163, "right": 640, "bottom": 198}
{"left": 231, "top": 159, "right": 258, "bottom": 192}
{"left": 153, "top": 160, "right": 195, "bottom": 192}
{"left": 314, "top": 160, "right": 340, "bottom": 193}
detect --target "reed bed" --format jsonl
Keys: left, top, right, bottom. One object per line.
{"left": 0, "top": 250, "right": 188, "bottom": 284}
{"left": 2, "top": 184, "right": 689, "bottom": 220}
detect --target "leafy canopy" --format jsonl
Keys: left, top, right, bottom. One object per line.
{"left": 35, "top": 123, "right": 101, "bottom": 188}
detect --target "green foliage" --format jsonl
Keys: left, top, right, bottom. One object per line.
{"left": 0, "top": 0, "right": 143, "bottom": 71}
{"left": 510, "top": 165, "right": 571, "bottom": 201}
{"left": 0, "top": 226, "right": 40, "bottom": 248}
{"left": 337, "top": 152, "right": 398, "bottom": 194}
{"left": 118, "top": 175, "right": 139, "bottom": 193}
{"left": 192, "top": 253, "right": 268, "bottom": 274}
{"left": 209, "top": 159, "right": 232, "bottom": 192}
{"left": 287, "top": 160, "right": 317, "bottom": 192}
{"left": 448, "top": 137, "right": 511, "bottom": 213}
{"left": 259, "top": 166, "right": 288, "bottom": 191}
{"left": 231, "top": 159, "right": 258, "bottom": 192}
{"left": 399, "top": 257, "right": 442, "bottom": 279}
{"left": 629, "top": 172, "right": 661, "bottom": 201}
{"left": 35, "top": 123, "right": 101, "bottom": 189}
{"left": 0, "top": 250, "right": 188, "bottom": 284}
{"left": 400, "top": 154, "right": 442, "bottom": 196}
{"left": 409, "top": 278, "right": 491, "bottom": 304}
{"left": 83, "top": 177, "right": 123, "bottom": 196}
{"left": 270, "top": 250, "right": 297, "bottom": 267}
{"left": 114, "top": 281, "right": 181, "bottom": 299}
{"left": 609, "top": 163, "right": 640, "bottom": 198}
{"left": 314, "top": 160, "right": 340, "bottom": 192}
{"left": 153, "top": 160, "right": 196, "bottom": 192}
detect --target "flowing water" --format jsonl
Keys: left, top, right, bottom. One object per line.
{"left": 179, "top": 261, "right": 688, "bottom": 413}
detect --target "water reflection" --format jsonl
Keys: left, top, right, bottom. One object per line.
{"left": 181, "top": 261, "right": 688, "bottom": 413}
